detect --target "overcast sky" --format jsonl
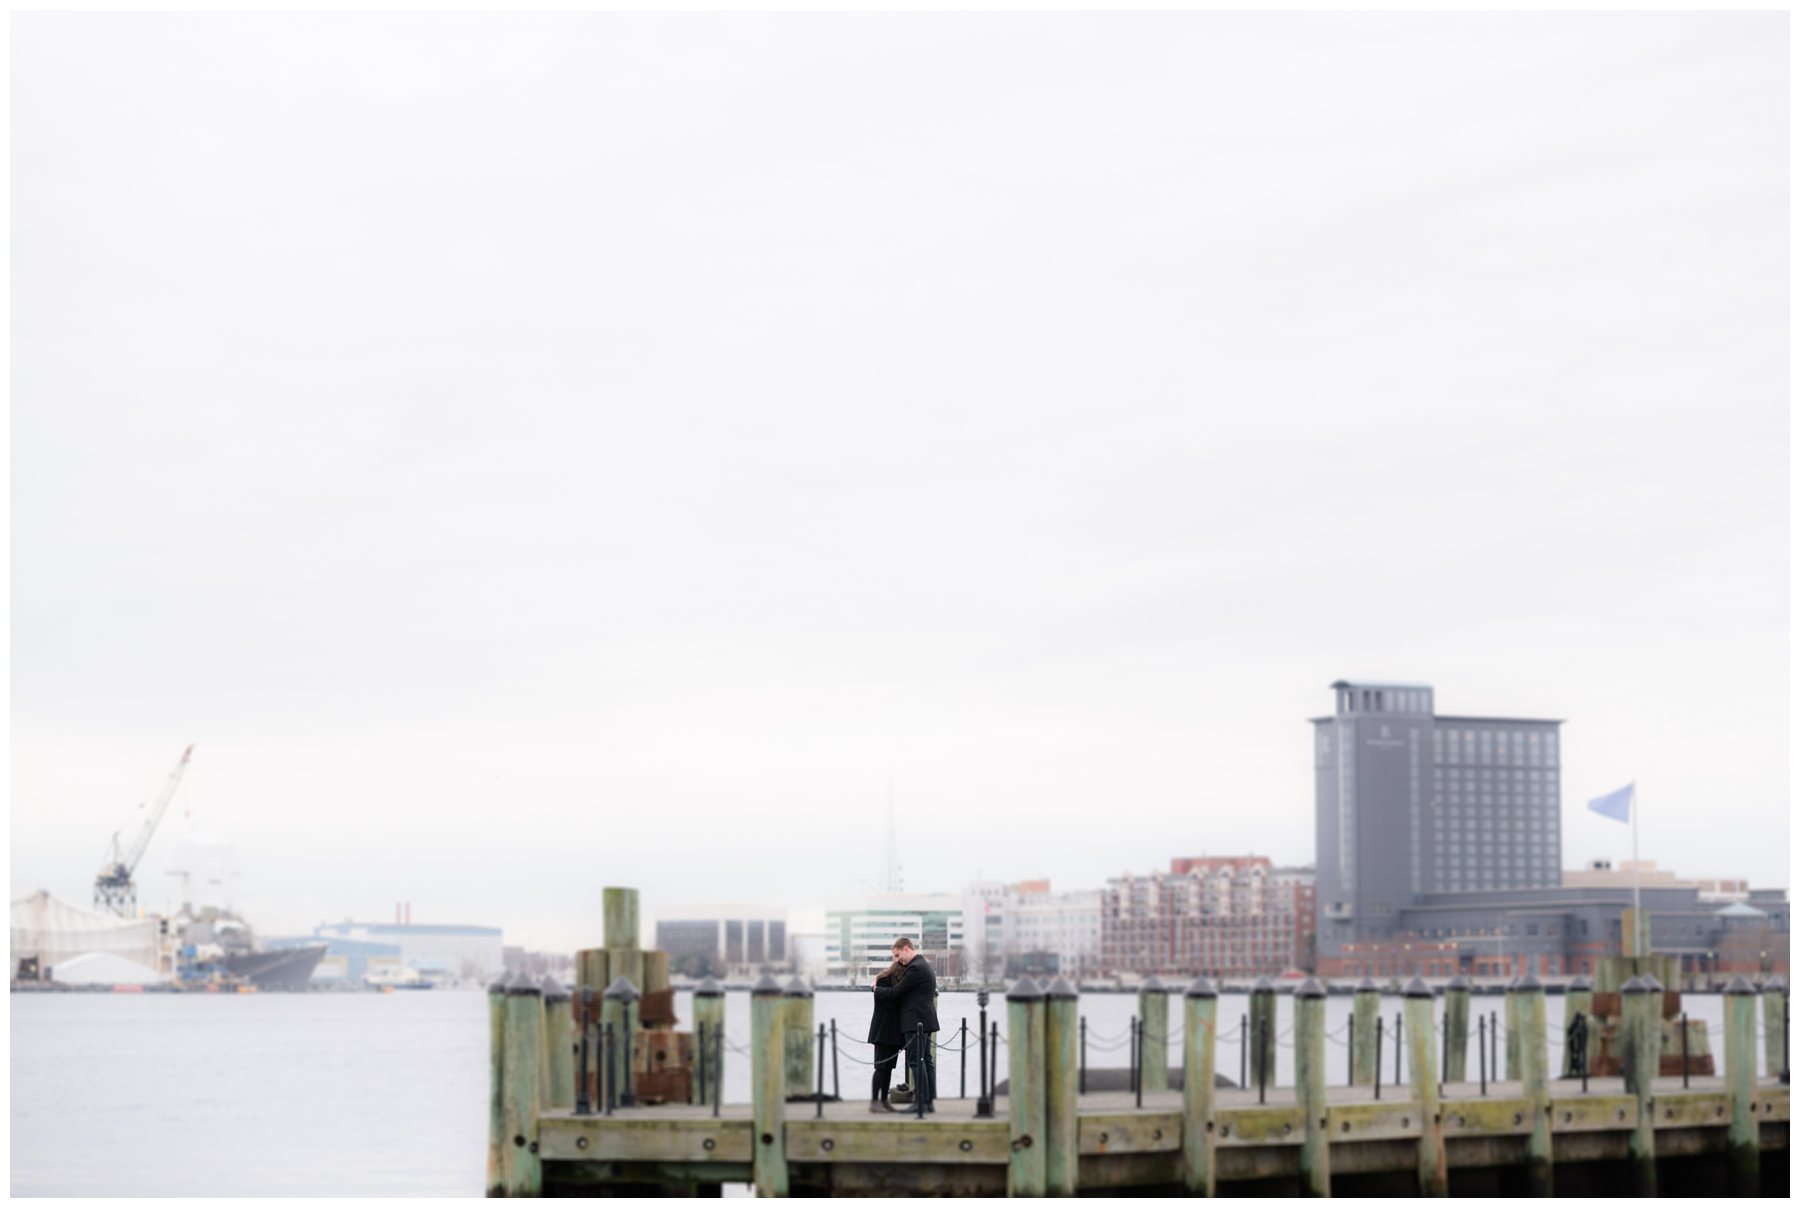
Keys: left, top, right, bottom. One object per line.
{"left": 12, "top": 12, "right": 1788, "bottom": 953}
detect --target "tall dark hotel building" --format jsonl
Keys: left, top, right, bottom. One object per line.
{"left": 1313, "top": 680, "right": 1562, "bottom": 960}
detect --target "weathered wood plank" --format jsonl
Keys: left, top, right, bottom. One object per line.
{"left": 785, "top": 1119, "right": 1009, "bottom": 1165}
{"left": 1326, "top": 1101, "right": 1423, "bottom": 1143}
{"left": 1215, "top": 1105, "right": 1305, "bottom": 1147}
{"left": 1077, "top": 1111, "right": 1182, "bottom": 1155}
{"left": 537, "top": 1117, "right": 754, "bottom": 1163}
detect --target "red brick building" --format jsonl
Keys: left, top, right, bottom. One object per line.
{"left": 1101, "top": 857, "right": 1315, "bottom": 977}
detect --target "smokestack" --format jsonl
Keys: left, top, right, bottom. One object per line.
{"left": 395, "top": 902, "right": 402, "bottom": 925}
{"left": 405, "top": 902, "right": 412, "bottom": 926}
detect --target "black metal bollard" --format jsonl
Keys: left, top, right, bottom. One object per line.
{"left": 914, "top": 1031, "right": 928, "bottom": 1119}
{"left": 1135, "top": 1016, "right": 1144, "bottom": 1109}
{"left": 1374, "top": 1015, "right": 1384, "bottom": 1101}
{"left": 1347, "top": 1013, "right": 1355, "bottom": 1086}
{"left": 817, "top": 1024, "right": 827, "bottom": 1118}
{"left": 1479, "top": 1015, "right": 1487, "bottom": 1096}
{"left": 832, "top": 1019, "right": 841, "bottom": 1102}
{"left": 960, "top": 1018, "right": 968, "bottom": 1099}
{"left": 1080, "top": 1016, "right": 1088, "bottom": 1095}
{"left": 1785, "top": 994, "right": 1791, "bottom": 1086}
{"left": 1576, "top": 1014, "right": 1588, "bottom": 1095}
{"left": 621, "top": 1020, "right": 636, "bottom": 1108}
{"left": 976, "top": 991, "right": 993, "bottom": 1117}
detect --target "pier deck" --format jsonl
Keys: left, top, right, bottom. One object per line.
{"left": 534, "top": 1077, "right": 1789, "bottom": 1196}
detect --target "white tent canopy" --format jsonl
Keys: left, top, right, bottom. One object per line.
{"left": 48, "top": 950, "right": 164, "bottom": 985}
{"left": 10, "top": 889, "right": 160, "bottom": 977}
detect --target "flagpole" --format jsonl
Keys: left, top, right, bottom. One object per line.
{"left": 1631, "top": 784, "right": 1642, "bottom": 958}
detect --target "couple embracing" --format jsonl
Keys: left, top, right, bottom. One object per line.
{"left": 865, "top": 936, "right": 938, "bottom": 1113}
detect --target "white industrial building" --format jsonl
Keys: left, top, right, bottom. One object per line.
{"left": 313, "top": 920, "right": 504, "bottom": 980}
{"left": 824, "top": 893, "right": 964, "bottom": 981}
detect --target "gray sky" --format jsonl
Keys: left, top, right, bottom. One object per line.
{"left": 12, "top": 12, "right": 1788, "bottom": 953}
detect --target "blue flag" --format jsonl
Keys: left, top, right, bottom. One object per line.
{"left": 1587, "top": 783, "right": 1633, "bottom": 823}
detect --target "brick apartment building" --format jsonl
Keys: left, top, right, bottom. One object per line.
{"left": 1101, "top": 857, "right": 1315, "bottom": 977}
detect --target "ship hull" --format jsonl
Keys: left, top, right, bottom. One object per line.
{"left": 222, "top": 944, "right": 327, "bottom": 991}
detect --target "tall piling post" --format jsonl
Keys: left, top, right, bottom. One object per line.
{"left": 540, "top": 976, "right": 575, "bottom": 1112}
{"left": 1250, "top": 977, "right": 1276, "bottom": 1092}
{"left": 1404, "top": 977, "right": 1447, "bottom": 1197}
{"left": 603, "top": 887, "right": 640, "bottom": 950}
{"left": 750, "top": 974, "right": 789, "bottom": 1197}
{"left": 1182, "top": 976, "right": 1218, "bottom": 1197}
{"left": 783, "top": 977, "right": 815, "bottom": 1100}
{"left": 1725, "top": 975, "right": 1761, "bottom": 1195}
{"left": 1443, "top": 976, "right": 1470, "bottom": 1084}
{"left": 1295, "top": 977, "right": 1330, "bottom": 1197}
{"left": 1761, "top": 976, "right": 1785, "bottom": 1082}
{"left": 486, "top": 974, "right": 509, "bottom": 1197}
{"left": 1006, "top": 977, "right": 1048, "bottom": 1197}
{"left": 1138, "top": 975, "right": 1170, "bottom": 1094}
{"left": 1351, "top": 978, "right": 1379, "bottom": 1086}
{"left": 1503, "top": 978, "right": 1521, "bottom": 1082}
{"left": 1563, "top": 975, "right": 1593, "bottom": 1079}
{"left": 500, "top": 973, "right": 544, "bottom": 1197}
{"left": 691, "top": 977, "right": 725, "bottom": 1106}
{"left": 1517, "top": 973, "right": 1552, "bottom": 1196}
{"left": 1044, "top": 976, "right": 1081, "bottom": 1197}
{"left": 1621, "top": 976, "right": 1658, "bottom": 1197}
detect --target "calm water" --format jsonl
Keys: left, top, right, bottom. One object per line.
{"left": 10, "top": 987, "right": 1748, "bottom": 1196}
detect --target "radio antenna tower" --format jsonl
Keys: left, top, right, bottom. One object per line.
{"left": 883, "top": 779, "right": 903, "bottom": 894}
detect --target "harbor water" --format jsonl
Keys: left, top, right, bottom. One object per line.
{"left": 10, "top": 986, "right": 1747, "bottom": 1196}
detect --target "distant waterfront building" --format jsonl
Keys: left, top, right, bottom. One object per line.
{"left": 960, "top": 880, "right": 1101, "bottom": 981}
{"left": 654, "top": 906, "right": 789, "bottom": 978}
{"left": 1314, "top": 680, "right": 1563, "bottom": 961}
{"left": 313, "top": 920, "right": 504, "bottom": 980}
{"left": 1100, "top": 858, "right": 1315, "bottom": 978}
{"left": 824, "top": 894, "right": 964, "bottom": 981}
{"left": 1318, "top": 882, "right": 1790, "bottom": 980}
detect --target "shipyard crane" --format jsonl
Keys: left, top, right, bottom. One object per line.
{"left": 93, "top": 743, "right": 195, "bottom": 917}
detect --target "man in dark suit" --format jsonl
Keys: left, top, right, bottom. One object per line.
{"left": 872, "top": 936, "right": 939, "bottom": 1111}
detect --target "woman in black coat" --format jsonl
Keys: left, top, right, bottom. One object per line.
{"left": 867, "top": 961, "right": 906, "bottom": 1111}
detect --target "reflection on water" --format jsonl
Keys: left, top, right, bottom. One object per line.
{"left": 8, "top": 986, "right": 1745, "bottom": 1196}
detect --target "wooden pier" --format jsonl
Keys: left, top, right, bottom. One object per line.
{"left": 488, "top": 889, "right": 1790, "bottom": 1197}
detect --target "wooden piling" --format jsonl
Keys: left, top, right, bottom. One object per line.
{"left": 642, "top": 949, "right": 670, "bottom": 999}
{"left": 1621, "top": 975, "right": 1657, "bottom": 1197}
{"left": 1138, "top": 975, "right": 1170, "bottom": 1094}
{"left": 1249, "top": 977, "right": 1276, "bottom": 1092}
{"left": 1006, "top": 976, "right": 1048, "bottom": 1197}
{"left": 783, "top": 976, "right": 815, "bottom": 1100}
{"left": 1725, "top": 975, "right": 1761, "bottom": 1195}
{"left": 1181, "top": 976, "right": 1218, "bottom": 1197}
{"left": 541, "top": 975, "right": 575, "bottom": 1112}
{"left": 1516, "top": 972, "right": 1552, "bottom": 1196}
{"left": 1351, "top": 979, "right": 1379, "bottom": 1087}
{"left": 574, "top": 948, "right": 609, "bottom": 1003}
{"left": 1562, "top": 975, "right": 1593, "bottom": 1079}
{"left": 1295, "top": 977, "right": 1330, "bottom": 1198}
{"left": 603, "top": 887, "right": 640, "bottom": 950}
{"left": 1503, "top": 978, "right": 1521, "bottom": 1081}
{"left": 1044, "top": 976, "right": 1080, "bottom": 1197}
{"left": 1761, "top": 975, "right": 1785, "bottom": 1082}
{"left": 1404, "top": 977, "right": 1447, "bottom": 1197}
{"left": 486, "top": 974, "right": 508, "bottom": 1197}
{"left": 691, "top": 977, "right": 725, "bottom": 1106}
{"left": 1443, "top": 976, "right": 1470, "bottom": 1084}
{"left": 751, "top": 974, "right": 789, "bottom": 1197}
{"left": 500, "top": 973, "right": 544, "bottom": 1197}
